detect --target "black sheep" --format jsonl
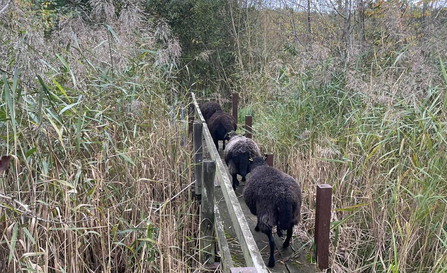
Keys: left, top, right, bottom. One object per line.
{"left": 224, "top": 131, "right": 261, "bottom": 190}
{"left": 243, "top": 156, "right": 302, "bottom": 268}
{"left": 207, "top": 110, "right": 237, "bottom": 150}
{"left": 200, "top": 101, "right": 222, "bottom": 122}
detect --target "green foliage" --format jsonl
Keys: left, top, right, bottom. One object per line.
{"left": 0, "top": 4, "right": 199, "bottom": 271}
{"left": 246, "top": 66, "right": 447, "bottom": 271}
{"left": 1, "top": 0, "right": 446, "bottom": 271}
{"left": 145, "top": 0, "right": 237, "bottom": 90}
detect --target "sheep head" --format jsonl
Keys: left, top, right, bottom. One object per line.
{"left": 249, "top": 156, "right": 267, "bottom": 170}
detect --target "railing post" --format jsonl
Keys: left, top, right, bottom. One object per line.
{"left": 200, "top": 160, "right": 216, "bottom": 264}
{"left": 0, "top": 155, "right": 11, "bottom": 174}
{"left": 315, "top": 184, "right": 332, "bottom": 270}
{"left": 181, "top": 107, "right": 186, "bottom": 146}
{"left": 188, "top": 103, "right": 195, "bottom": 139}
{"left": 232, "top": 92, "right": 239, "bottom": 122}
{"left": 266, "top": 153, "right": 273, "bottom": 167}
{"left": 193, "top": 122, "right": 203, "bottom": 198}
{"left": 245, "top": 115, "right": 252, "bottom": 139}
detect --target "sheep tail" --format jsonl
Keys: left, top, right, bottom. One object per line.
{"left": 277, "top": 203, "right": 293, "bottom": 233}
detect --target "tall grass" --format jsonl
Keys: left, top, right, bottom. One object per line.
{"left": 241, "top": 64, "right": 447, "bottom": 272}
{"left": 0, "top": 7, "right": 200, "bottom": 272}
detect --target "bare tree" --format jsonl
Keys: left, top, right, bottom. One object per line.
{"left": 358, "top": 0, "right": 366, "bottom": 42}
{"left": 343, "top": 0, "right": 351, "bottom": 60}
{"left": 307, "top": 0, "right": 312, "bottom": 48}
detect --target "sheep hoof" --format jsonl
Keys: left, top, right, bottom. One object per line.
{"left": 277, "top": 230, "right": 283, "bottom": 237}
{"left": 241, "top": 176, "right": 246, "bottom": 182}
{"left": 268, "top": 259, "right": 275, "bottom": 268}
{"left": 283, "top": 241, "right": 290, "bottom": 249}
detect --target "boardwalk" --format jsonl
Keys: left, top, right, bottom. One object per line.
{"left": 215, "top": 149, "right": 316, "bottom": 273}
{"left": 191, "top": 92, "right": 322, "bottom": 272}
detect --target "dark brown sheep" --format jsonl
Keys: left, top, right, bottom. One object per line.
{"left": 207, "top": 110, "right": 237, "bottom": 150}
{"left": 200, "top": 101, "right": 222, "bottom": 122}
{"left": 243, "top": 156, "right": 302, "bottom": 268}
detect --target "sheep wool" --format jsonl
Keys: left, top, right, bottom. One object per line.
{"left": 224, "top": 132, "right": 261, "bottom": 189}
{"left": 206, "top": 110, "right": 237, "bottom": 150}
{"left": 200, "top": 101, "right": 222, "bottom": 122}
{"left": 243, "top": 157, "right": 302, "bottom": 268}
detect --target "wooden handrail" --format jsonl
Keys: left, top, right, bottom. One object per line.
{"left": 191, "top": 92, "right": 268, "bottom": 272}
{"left": 214, "top": 205, "right": 234, "bottom": 272}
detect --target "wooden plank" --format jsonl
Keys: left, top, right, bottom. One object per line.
{"left": 215, "top": 203, "right": 234, "bottom": 272}
{"left": 230, "top": 267, "right": 258, "bottom": 273}
{"left": 192, "top": 92, "right": 267, "bottom": 272}
{"left": 201, "top": 160, "right": 216, "bottom": 264}
{"left": 193, "top": 122, "right": 203, "bottom": 197}
{"left": 315, "top": 184, "right": 332, "bottom": 270}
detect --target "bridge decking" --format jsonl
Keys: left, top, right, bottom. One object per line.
{"left": 192, "top": 92, "right": 319, "bottom": 272}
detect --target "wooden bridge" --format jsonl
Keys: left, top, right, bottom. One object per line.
{"left": 189, "top": 92, "right": 332, "bottom": 272}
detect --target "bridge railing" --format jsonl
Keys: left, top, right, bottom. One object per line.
{"left": 191, "top": 92, "right": 268, "bottom": 273}
{"left": 190, "top": 92, "right": 332, "bottom": 272}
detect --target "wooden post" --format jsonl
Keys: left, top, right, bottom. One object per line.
{"left": 201, "top": 160, "right": 216, "bottom": 264}
{"left": 245, "top": 115, "right": 252, "bottom": 139}
{"left": 188, "top": 116, "right": 194, "bottom": 138}
{"left": 193, "top": 122, "right": 203, "bottom": 198}
{"left": 232, "top": 92, "right": 239, "bottom": 122}
{"left": 181, "top": 107, "right": 186, "bottom": 146}
{"left": 188, "top": 102, "right": 195, "bottom": 138}
{"left": 266, "top": 153, "right": 273, "bottom": 167}
{"left": 0, "top": 155, "right": 11, "bottom": 174}
{"left": 315, "top": 184, "right": 332, "bottom": 270}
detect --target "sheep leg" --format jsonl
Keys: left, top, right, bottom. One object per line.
{"left": 277, "top": 229, "right": 283, "bottom": 237}
{"left": 222, "top": 140, "right": 226, "bottom": 150}
{"left": 266, "top": 230, "right": 276, "bottom": 267}
{"left": 232, "top": 173, "right": 239, "bottom": 190}
{"left": 283, "top": 227, "right": 293, "bottom": 249}
{"left": 255, "top": 221, "right": 260, "bottom": 232}
{"left": 214, "top": 138, "right": 219, "bottom": 150}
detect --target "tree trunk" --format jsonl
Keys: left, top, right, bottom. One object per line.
{"left": 343, "top": 0, "right": 351, "bottom": 59}
{"left": 307, "top": 0, "right": 312, "bottom": 47}
{"left": 359, "top": 0, "right": 365, "bottom": 42}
